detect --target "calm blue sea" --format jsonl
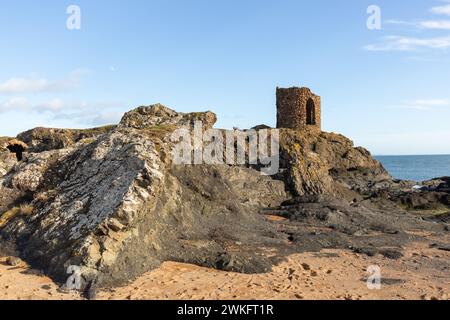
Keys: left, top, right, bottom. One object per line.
{"left": 375, "top": 155, "right": 450, "bottom": 182}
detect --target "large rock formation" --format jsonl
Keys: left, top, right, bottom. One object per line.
{"left": 0, "top": 104, "right": 448, "bottom": 294}
{"left": 279, "top": 128, "right": 390, "bottom": 198}
{"left": 17, "top": 126, "right": 116, "bottom": 153}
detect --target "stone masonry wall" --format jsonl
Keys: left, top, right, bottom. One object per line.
{"left": 276, "top": 87, "right": 321, "bottom": 131}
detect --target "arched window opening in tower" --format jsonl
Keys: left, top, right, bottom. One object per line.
{"left": 306, "top": 98, "right": 316, "bottom": 125}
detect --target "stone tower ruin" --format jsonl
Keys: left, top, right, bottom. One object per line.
{"left": 276, "top": 87, "right": 321, "bottom": 131}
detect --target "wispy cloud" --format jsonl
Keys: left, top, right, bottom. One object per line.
{"left": 1, "top": 97, "right": 80, "bottom": 113}
{"left": 385, "top": 19, "right": 417, "bottom": 27}
{"left": 367, "top": 3, "right": 450, "bottom": 50}
{"left": 52, "top": 110, "right": 123, "bottom": 126}
{"left": 391, "top": 99, "right": 450, "bottom": 110}
{"left": 419, "top": 20, "right": 450, "bottom": 30}
{"left": 430, "top": 4, "right": 450, "bottom": 16}
{"left": 413, "top": 99, "right": 449, "bottom": 106}
{"left": 35, "top": 99, "right": 68, "bottom": 112}
{"left": 0, "top": 69, "right": 89, "bottom": 94}
{"left": 385, "top": 19, "right": 450, "bottom": 30}
{"left": 0, "top": 97, "right": 30, "bottom": 111}
{"left": 0, "top": 97, "right": 124, "bottom": 126}
{"left": 364, "top": 36, "right": 450, "bottom": 51}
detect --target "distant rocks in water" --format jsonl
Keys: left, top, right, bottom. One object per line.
{"left": 0, "top": 103, "right": 448, "bottom": 291}
{"left": 421, "top": 177, "right": 450, "bottom": 193}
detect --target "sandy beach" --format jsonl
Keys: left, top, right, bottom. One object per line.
{"left": 1, "top": 240, "right": 448, "bottom": 301}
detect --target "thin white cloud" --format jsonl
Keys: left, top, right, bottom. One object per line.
{"left": 373, "top": 3, "right": 450, "bottom": 47}
{"left": 413, "top": 99, "right": 449, "bottom": 106}
{"left": 0, "top": 78, "right": 49, "bottom": 94}
{"left": 51, "top": 69, "right": 90, "bottom": 91}
{"left": 392, "top": 105, "right": 428, "bottom": 111}
{"left": 385, "top": 19, "right": 450, "bottom": 30}
{"left": 385, "top": 19, "right": 417, "bottom": 26}
{"left": 80, "top": 111, "right": 123, "bottom": 126}
{"left": 35, "top": 99, "right": 67, "bottom": 112}
{"left": 50, "top": 109, "right": 123, "bottom": 126}
{"left": 0, "top": 97, "right": 123, "bottom": 126}
{"left": 430, "top": 4, "right": 450, "bottom": 16}
{"left": 364, "top": 36, "right": 450, "bottom": 51}
{"left": 0, "top": 97, "right": 30, "bottom": 111}
{"left": 419, "top": 20, "right": 450, "bottom": 30}
{"left": 391, "top": 99, "right": 450, "bottom": 110}
{"left": 0, "top": 69, "right": 89, "bottom": 94}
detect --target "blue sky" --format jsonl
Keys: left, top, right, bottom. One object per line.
{"left": 1, "top": 0, "right": 450, "bottom": 155}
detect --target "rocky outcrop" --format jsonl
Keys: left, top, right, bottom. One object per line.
{"left": 0, "top": 104, "right": 448, "bottom": 294}
{"left": 278, "top": 128, "right": 390, "bottom": 198}
{"left": 119, "top": 104, "right": 217, "bottom": 130}
{"left": 422, "top": 177, "right": 450, "bottom": 193}
{"left": 0, "top": 105, "right": 288, "bottom": 289}
{"left": 0, "top": 151, "right": 16, "bottom": 179}
{"left": 0, "top": 138, "right": 28, "bottom": 177}
{"left": 17, "top": 126, "right": 116, "bottom": 153}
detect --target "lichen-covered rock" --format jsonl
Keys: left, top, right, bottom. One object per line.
{"left": 17, "top": 126, "right": 116, "bottom": 153}
{"left": 119, "top": 104, "right": 217, "bottom": 129}
{"left": 279, "top": 128, "right": 390, "bottom": 197}
{"left": 0, "top": 138, "right": 27, "bottom": 177}
{"left": 0, "top": 151, "right": 16, "bottom": 178}
{"left": 422, "top": 177, "right": 450, "bottom": 193}
{"left": 0, "top": 106, "right": 287, "bottom": 289}
{"left": 1, "top": 127, "right": 166, "bottom": 280}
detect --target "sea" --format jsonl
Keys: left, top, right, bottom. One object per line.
{"left": 375, "top": 155, "right": 450, "bottom": 182}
